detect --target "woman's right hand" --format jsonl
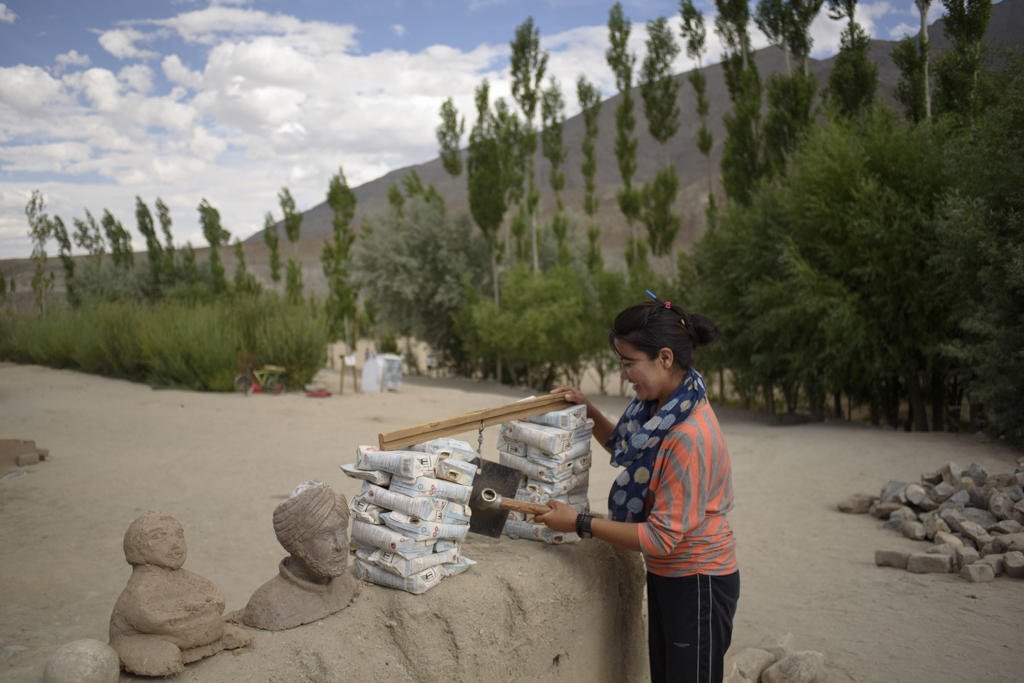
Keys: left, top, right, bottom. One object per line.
{"left": 550, "top": 384, "right": 587, "bottom": 405}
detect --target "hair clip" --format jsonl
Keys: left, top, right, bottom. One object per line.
{"left": 664, "top": 301, "right": 672, "bottom": 309}
{"left": 645, "top": 290, "right": 658, "bottom": 302}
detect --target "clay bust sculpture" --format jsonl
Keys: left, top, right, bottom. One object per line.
{"left": 108, "top": 511, "right": 252, "bottom": 676}
{"left": 243, "top": 480, "right": 358, "bottom": 631}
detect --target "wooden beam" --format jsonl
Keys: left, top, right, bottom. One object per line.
{"left": 378, "top": 393, "right": 573, "bottom": 451}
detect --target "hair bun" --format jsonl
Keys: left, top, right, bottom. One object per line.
{"left": 688, "top": 313, "right": 719, "bottom": 347}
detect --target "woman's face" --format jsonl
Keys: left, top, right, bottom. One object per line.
{"left": 614, "top": 340, "right": 677, "bottom": 404}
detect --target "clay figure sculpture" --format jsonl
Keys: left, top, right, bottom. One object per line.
{"left": 108, "top": 511, "right": 252, "bottom": 676}
{"left": 243, "top": 480, "right": 358, "bottom": 630}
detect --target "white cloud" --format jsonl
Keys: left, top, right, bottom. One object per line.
{"left": 0, "top": 65, "right": 68, "bottom": 111}
{"left": 118, "top": 64, "right": 155, "bottom": 94}
{"left": 889, "top": 21, "right": 918, "bottom": 38}
{"left": 98, "top": 28, "right": 161, "bottom": 60}
{"left": 392, "top": 24, "right": 406, "bottom": 38}
{"left": 0, "top": 3, "right": 16, "bottom": 24}
{"left": 162, "top": 54, "right": 204, "bottom": 89}
{"left": 55, "top": 50, "right": 92, "bottom": 75}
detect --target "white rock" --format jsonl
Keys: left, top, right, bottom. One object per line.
{"left": 42, "top": 639, "right": 120, "bottom": 683}
{"left": 757, "top": 632, "right": 794, "bottom": 662}
{"left": 733, "top": 647, "right": 775, "bottom": 681}
{"left": 762, "top": 651, "right": 824, "bottom": 683}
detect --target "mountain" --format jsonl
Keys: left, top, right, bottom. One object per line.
{"left": 245, "top": 0, "right": 1024, "bottom": 267}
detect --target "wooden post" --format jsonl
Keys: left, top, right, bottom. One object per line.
{"left": 339, "top": 355, "right": 346, "bottom": 396}
{"left": 341, "top": 355, "right": 360, "bottom": 395}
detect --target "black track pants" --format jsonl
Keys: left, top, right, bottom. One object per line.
{"left": 647, "top": 571, "right": 740, "bottom": 683}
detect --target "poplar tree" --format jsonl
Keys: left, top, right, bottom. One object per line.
{"left": 680, "top": 1, "right": 715, "bottom": 216}
{"left": 467, "top": 80, "right": 509, "bottom": 304}
{"left": 716, "top": 0, "right": 763, "bottom": 205}
{"left": 510, "top": 17, "right": 548, "bottom": 273}
{"left": 495, "top": 98, "right": 526, "bottom": 264}
{"left": 758, "top": 0, "right": 820, "bottom": 176}
{"left": 322, "top": 167, "right": 359, "bottom": 344}
{"left": 101, "top": 209, "right": 133, "bottom": 270}
{"left": 52, "top": 217, "right": 77, "bottom": 307}
{"left": 541, "top": 77, "right": 569, "bottom": 265}
{"left": 279, "top": 187, "right": 304, "bottom": 304}
{"left": 639, "top": 16, "right": 683, "bottom": 259}
{"left": 155, "top": 198, "right": 177, "bottom": 285}
{"left": 263, "top": 211, "right": 281, "bottom": 285}
{"left": 197, "top": 198, "right": 230, "bottom": 295}
{"left": 437, "top": 97, "right": 464, "bottom": 178}
{"left": 606, "top": 2, "right": 645, "bottom": 271}
{"left": 136, "top": 196, "right": 162, "bottom": 296}
{"left": 825, "top": 0, "right": 878, "bottom": 119}
{"left": 577, "top": 75, "right": 604, "bottom": 273}
{"left": 72, "top": 209, "right": 105, "bottom": 268}
{"left": 26, "top": 190, "right": 55, "bottom": 314}
{"left": 232, "top": 237, "right": 260, "bottom": 295}
{"left": 933, "top": 0, "right": 993, "bottom": 122}
{"left": 893, "top": 35, "right": 928, "bottom": 122}
{"left": 182, "top": 242, "right": 199, "bottom": 286}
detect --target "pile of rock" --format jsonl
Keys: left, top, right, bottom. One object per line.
{"left": 838, "top": 457, "right": 1024, "bottom": 583}
{"left": 341, "top": 438, "right": 479, "bottom": 594}
{"left": 725, "top": 632, "right": 825, "bottom": 683}
{"left": 496, "top": 404, "right": 593, "bottom": 544}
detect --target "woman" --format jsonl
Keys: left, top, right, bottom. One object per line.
{"left": 535, "top": 297, "right": 739, "bottom": 683}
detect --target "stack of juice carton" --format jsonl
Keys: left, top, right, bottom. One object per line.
{"left": 496, "top": 404, "right": 593, "bottom": 544}
{"left": 340, "top": 438, "right": 479, "bottom": 594}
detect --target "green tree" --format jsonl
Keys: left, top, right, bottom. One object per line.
{"left": 825, "top": 0, "right": 879, "bottom": 119}
{"left": 639, "top": 16, "right": 683, "bottom": 259}
{"left": 680, "top": 0, "right": 716, "bottom": 215}
{"left": 197, "top": 198, "right": 230, "bottom": 295}
{"left": 933, "top": 0, "right": 993, "bottom": 122}
{"left": 72, "top": 209, "right": 105, "bottom": 268}
{"left": 26, "top": 190, "right": 55, "bottom": 314}
{"left": 181, "top": 242, "right": 199, "bottom": 286}
{"left": 263, "top": 211, "right": 281, "bottom": 285}
{"left": 232, "top": 237, "right": 261, "bottom": 295}
{"left": 322, "top": 167, "right": 359, "bottom": 345}
{"left": 716, "top": 0, "right": 763, "bottom": 205}
{"left": 541, "top": 76, "right": 570, "bottom": 265}
{"left": 893, "top": 35, "right": 928, "bottom": 123}
{"left": 789, "top": 0, "right": 826, "bottom": 76}
{"left": 51, "top": 217, "right": 77, "bottom": 307}
{"left": 510, "top": 16, "right": 549, "bottom": 273}
{"left": 136, "top": 197, "right": 162, "bottom": 297}
{"left": 155, "top": 198, "right": 177, "bottom": 286}
{"left": 577, "top": 75, "right": 604, "bottom": 274}
{"left": 437, "top": 97, "right": 465, "bottom": 178}
{"left": 279, "top": 187, "right": 304, "bottom": 304}
{"left": 101, "top": 209, "right": 133, "bottom": 270}
{"left": 607, "top": 2, "right": 645, "bottom": 271}
{"left": 0, "top": 266, "right": 6, "bottom": 309}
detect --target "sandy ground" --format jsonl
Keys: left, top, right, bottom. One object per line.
{"left": 2, "top": 363, "right": 1023, "bottom": 682}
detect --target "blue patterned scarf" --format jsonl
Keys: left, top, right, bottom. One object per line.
{"left": 605, "top": 369, "right": 707, "bottom": 523}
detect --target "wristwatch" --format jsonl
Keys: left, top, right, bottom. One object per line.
{"left": 576, "top": 512, "right": 594, "bottom": 539}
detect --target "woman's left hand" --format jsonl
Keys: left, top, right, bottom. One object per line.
{"left": 533, "top": 499, "right": 578, "bottom": 533}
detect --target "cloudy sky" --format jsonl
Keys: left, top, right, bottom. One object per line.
{"left": 0, "top": 0, "right": 946, "bottom": 259}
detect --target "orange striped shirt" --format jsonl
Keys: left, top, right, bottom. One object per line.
{"left": 637, "top": 402, "right": 737, "bottom": 577}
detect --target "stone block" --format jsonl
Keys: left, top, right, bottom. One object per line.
{"left": 902, "top": 522, "right": 927, "bottom": 541}
{"left": 979, "top": 542, "right": 995, "bottom": 557}
{"left": 1003, "top": 551, "right": 1024, "bottom": 579}
{"left": 870, "top": 503, "right": 906, "bottom": 519}
{"left": 962, "top": 508, "right": 998, "bottom": 529}
{"left": 837, "top": 492, "right": 876, "bottom": 514}
{"left": 1017, "top": 472, "right": 1024, "bottom": 488}
{"left": 953, "top": 533, "right": 976, "bottom": 549}
{"left": 968, "top": 485, "right": 992, "bottom": 509}
{"left": 924, "top": 515, "right": 950, "bottom": 540}
{"left": 926, "top": 544, "right": 954, "bottom": 556}
{"left": 757, "top": 632, "right": 794, "bottom": 662}
{"left": 955, "top": 546, "right": 980, "bottom": 571}
{"left": 879, "top": 480, "right": 908, "bottom": 505}
{"left": 988, "top": 520, "right": 1022, "bottom": 535}
{"left": 1001, "top": 485, "right": 1023, "bottom": 503}
{"left": 934, "top": 531, "right": 963, "bottom": 548}
{"left": 733, "top": 647, "right": 775, "bottom": 682}
{"left": 883, "top": 517, "right": 905, "bottom": 532}
{"left": 989, "top": 490, "right": 1016, "bottom": 520}
{"left": 43, "top": 639, "right": 119, "bottom": 683}
{"left": 15, "top": 452, "right": 39, "bottom": 466}
{"left": 964, "top": 463, "right": 988, "bottom": 487}
{"left": 907, "top": 552, "right": 952, "bottom": 574}
{"left": 991, "top": 533, "right": 1024, "bottom": 554}
{"left": 905, "top": 483, "right": 927, "bottom": 506}
{"left": 921, "top": 470, "right": 943, "bottom": 485}
{"left": 986, "top": 473, "right": 1016, "bottom": 489}
{"left": 940, "top": 462, "right": 963, "bottom": 485}
{"left": 956, "top": 477, "right": 976, "bottom": 495}
{"left": 959, "top": 521, "right": 994, "bottom": 546}
{"left": 890, "top": 506, "right": 918, "bottom": 523}
{"left": 930, "top": 481, "right": 955, "bottom": 503}
{"left": 875, "top": 550, "right": 910, "bottom": 568}
{"left": 976, "top": 553, "right": 1005, "bottom": 576}
{"left": 918, "top": 497, "right": 939, "bottom": 512}
{"left": 761, "top": 651, "right": 824, "bottom": 683}
{"left": 940, "top": 508, "right": 966, "bottom": 531}
{"left": 961, "top": 563, "right": 995, "bottom": 583}
{"left": 949, "top": 490, "right": 971, "bottom": 506}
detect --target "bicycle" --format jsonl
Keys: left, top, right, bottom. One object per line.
{"left": 233, "top": 361, "right": 287, "bottom": 396}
